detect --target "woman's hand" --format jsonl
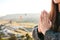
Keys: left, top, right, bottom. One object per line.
{"left": 38, "top": 10, "right": 52, "bottom": 35}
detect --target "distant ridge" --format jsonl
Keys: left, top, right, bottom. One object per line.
{"left": 0, "top": 14, "right": 40, "bottom": 23}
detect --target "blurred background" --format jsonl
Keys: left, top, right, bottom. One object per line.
{"left": 0, "top": 0, "right": 51, "bottom": 40}
{"left": 0, "top": 14, "right": 40, "bottom": 40}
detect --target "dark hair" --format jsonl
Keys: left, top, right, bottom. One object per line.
{"left": 49, "top": 0, "right": 60, "bottom": 32}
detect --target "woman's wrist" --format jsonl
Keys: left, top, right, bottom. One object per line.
{"left": 38, "top": 27, "right": 48, "bottom": 35}
{"left": 38, "top": 27, "right": 49, "bottom": 35}
{"left": 38, "top": 28, "right": 41, "bottom": 33}
{"left": 41, "top": 29, "right": 49, "bottom": 35}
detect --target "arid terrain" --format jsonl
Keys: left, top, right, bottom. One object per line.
{"left": 0, "top": 14, "right": 39, "bottom": 40}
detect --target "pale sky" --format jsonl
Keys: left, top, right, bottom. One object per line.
{"left": 0, "top": 0, "right": 51, "bottom": 17}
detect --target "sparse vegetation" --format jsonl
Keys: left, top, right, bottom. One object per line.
{"left": 0, "top": 20, "right": 36, "bottom": 40}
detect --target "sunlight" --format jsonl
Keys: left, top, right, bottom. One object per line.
{"left": 0, "top": 0, "right": 51, "bottom": 17}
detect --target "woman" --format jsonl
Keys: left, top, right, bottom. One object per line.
{"left": 32, "top": 0, "right": 60, "bottom": 40}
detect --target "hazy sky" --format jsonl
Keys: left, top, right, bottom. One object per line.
{"left": 0, "top": 0, "right": 51, "bottom": 17}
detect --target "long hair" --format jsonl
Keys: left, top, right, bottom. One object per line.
{"left": 49, "top": 0, "right": 59, "bottom": 32}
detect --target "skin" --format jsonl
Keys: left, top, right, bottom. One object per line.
{"left": 38, "top": 10, "right": 52, "bottom": 35}
{"left": 59, "top": 4, "right": 60, "bottom": 12}
{"left": 38, "top": 0, "right": 60, "bottom": 35}
{"left": 53, "top": 0, "right": 60, "bottom": 12}
{"left": 53, "top": 0, "right": 60, "bottom": 3}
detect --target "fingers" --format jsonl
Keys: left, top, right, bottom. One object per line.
{"left": 40, "top": 10, "right": 48, "bottom": 23}
{"left": 38, "top": 10, "right": 52, "bottom": 33}
{"left": 40, "top": 10, "right": 52, "bottom": 26}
